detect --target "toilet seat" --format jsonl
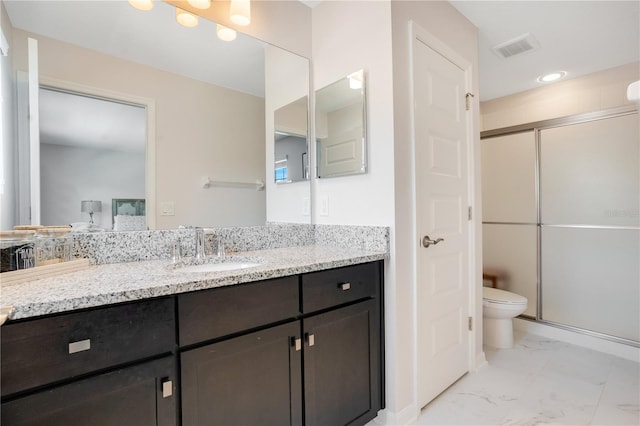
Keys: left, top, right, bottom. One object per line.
{"left": 482, "top": 287, "right": 527, "bottom": 305}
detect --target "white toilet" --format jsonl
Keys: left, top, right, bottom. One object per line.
{"left": 482, "top": 287, "right": 528, "bottom": 349}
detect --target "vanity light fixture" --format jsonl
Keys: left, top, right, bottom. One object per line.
{"left": 128, "top": 0, "right": 153, "bottom": 11}
{"left": 537, "top": 71, "right": 567, "bottom": 84}
{"left": 230, "top": 0, "right": 251, "bottom": 26}
{"left": 176, "top": 8, "right": 199, "bottom": 28}
{"left": 187, "top": 0, "right": 211, "bottom": 9}
{"left": 348, "top": 70, "right": 364, "bottom": 90}
{"left": 217, "top": 24, "right": 237, "bottom": 42}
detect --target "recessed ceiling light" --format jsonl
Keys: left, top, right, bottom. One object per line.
{"left": 537, "top": 71, "right": 567, "bottom": 83}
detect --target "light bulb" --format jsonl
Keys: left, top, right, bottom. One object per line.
{"left": 537, "top": 71, "right": 567, "bottom": 83}
{"left": 187, "top": 0, "right": 211, "bottom": 9}
{"left": 128, "top": 0, "right": 153, "bottom": 11}
{"left": 217, "top": 24, "right": 237, "bottom": 42}
{"left": 176, "top": 8, "right": 199, "bottom": 28}
{"left": 230, "top": 0, "right": 251, "bottom": 26}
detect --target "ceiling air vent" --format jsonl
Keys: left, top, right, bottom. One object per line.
{"left": 492, "top": 33, "right": 540, "bottom": 59}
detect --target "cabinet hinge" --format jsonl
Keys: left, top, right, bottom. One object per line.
{"left": 465, "top": 93, "right": 475, "bottom": 111}
{"left": 468, "top": 206, "right": 472, "bottom": 221}
{"left": 468, "top": 317, "right": 473, "bottom": 331}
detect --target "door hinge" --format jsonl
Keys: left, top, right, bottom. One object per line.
{"left": 468, "top": 206, "right": 472, "bottom": 221}
{"left": 465, "top": 93, "right": 475, "bottom": 111}
{"left": 468, "top": 317, "right": 473, "bottom": 331}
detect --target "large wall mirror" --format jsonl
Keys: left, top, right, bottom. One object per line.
{"left": 315, "top": 70, "right": 367, "bottom": 179}
{"left": 3, "top": 0, "right": 310, "bottom": 231}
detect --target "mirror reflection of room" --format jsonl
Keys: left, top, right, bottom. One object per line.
{"left": 39, "top": 88, "right": 146, "bottom": 231}
{"left": 274, "top": 96, "right": 308, "bottom": 183}
{"left": 315, "top": 69, "right": 367, "bottom": 179}
{"left": 1, "top": 0, "right": 311, "bottom": 231}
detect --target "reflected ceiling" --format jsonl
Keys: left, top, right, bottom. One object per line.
{"left": 4, "top": 0, "right": 266, "bottom": 97}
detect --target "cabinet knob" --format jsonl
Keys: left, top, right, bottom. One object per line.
{"left": 162, "top": 379, "right": 173, "bottom": 398}
{"left": 306, "top": 333, "right": 315, "bottom": 347}
{"left": 339, "top": 282, "right": 351, "bottom": 291}
{"left": 68, "top": 339, "right": 91, "bottom": 354}
{"left": 292, "top": 337, "right": 302, "bottom": 351}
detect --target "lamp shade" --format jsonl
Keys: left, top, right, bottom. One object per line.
{"left": 81, "top": 200, "right": 102, "bottom": 214}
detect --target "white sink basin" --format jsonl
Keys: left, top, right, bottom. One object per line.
{"left": 176, "top": 262, "right": 261, "bottom": 273}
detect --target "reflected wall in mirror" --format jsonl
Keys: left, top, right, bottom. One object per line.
{"left": 274, "top": 96, "right": 309, "bottom": 183}
{"left": 315, "top": 70, "right": 367, "bottom": 178}
{"left": 2, "top": 0, "right": 310, "bottom": 230}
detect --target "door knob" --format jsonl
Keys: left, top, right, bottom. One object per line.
{"left": 422, "top": 235, "right": 444, "bottom": 248}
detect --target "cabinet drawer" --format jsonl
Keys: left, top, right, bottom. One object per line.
{"left": 1, "top": 298, "right": 175, "bottom": 397}
{"left": 178, "top": 276, "right": 300, "bottom": 347}
{"left": 302, "top": 262, "right": 380, "bottom": 313}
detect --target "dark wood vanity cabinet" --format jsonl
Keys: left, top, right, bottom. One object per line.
{"left": 1, "top": 356, "right": 177, "bottom": 426}
{"left": 303, "top": 299, "right": 381, "bottom": 426}
{"left": 181, "top": 321, "right": 303, "bottom": 426}
{"left": 0, "top": 260, "right": 384, "bottom": 426}
{"left": 0, "top": 298, "right": 178, "bottom": 426}
{"left": 178, "top": 261, "right": 384, "bottom": 426}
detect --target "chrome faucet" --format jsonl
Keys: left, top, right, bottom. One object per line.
{"left": 195, "top": 227, "right": 206, "bottom": 260}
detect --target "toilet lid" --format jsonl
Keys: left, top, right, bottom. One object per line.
{"left": 483, "top": 287, "right": 527, "bottom": 305}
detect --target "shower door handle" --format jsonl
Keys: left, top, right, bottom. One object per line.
{"left": 422, "top": 235, "right": 444, "bottom": 248}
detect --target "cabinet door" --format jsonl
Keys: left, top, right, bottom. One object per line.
{"left": 181, "top": 321, "right": 302, "bottom": 426}
{"left": 303, "top": 299, "right": 381, "bottom": 426}
{"left": 1, "top": 356, "right": 177, "bottom": 426}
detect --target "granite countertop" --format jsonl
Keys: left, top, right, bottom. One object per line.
{"left": 1, "top": 245, "right": 386, "bottom": 321}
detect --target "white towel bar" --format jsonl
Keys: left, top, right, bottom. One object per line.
{"left": 201, "top": 177, "right": 265, "bottom": 191}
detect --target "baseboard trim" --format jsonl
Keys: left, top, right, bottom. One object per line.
{"left": 375, "top": 403, "right": 419, "bottom": 425}
{"left": 514, "top": 318, "right": 640, "bottom": 362}
{"left": 473, "top": 351, "right": 488, "bottom": 371}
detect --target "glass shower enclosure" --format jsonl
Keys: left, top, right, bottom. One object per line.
{"left": 481, "top": 109, "right": 639, "bottom": 346}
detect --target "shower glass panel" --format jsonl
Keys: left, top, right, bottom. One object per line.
{"left": 483, "top": 224, "right": 538, "bottom": 317}
{"left": 481, "top": 131, "right": 536, "bottom": 223}
{"left": 539, "top": 113, "right": 639, "bottom": 343}
{"left": 481, "top": 131, "right": 538, "bottom": 317}
{"left": 541, "top": 227, "right": 640, "bottom": 341}
{"left": 539, "top": 114, "right": 639, "bottom": 227}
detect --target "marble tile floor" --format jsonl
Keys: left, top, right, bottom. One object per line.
{"left": 417, "top": 332, "right": 639, "bottom": 425}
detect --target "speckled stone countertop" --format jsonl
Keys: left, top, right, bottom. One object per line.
{"left": 1, "top": 245, "right": 386, "bottom": 321}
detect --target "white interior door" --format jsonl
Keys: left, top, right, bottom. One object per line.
{"left": 412, "top": 25, "right": 471, "bottom": 408}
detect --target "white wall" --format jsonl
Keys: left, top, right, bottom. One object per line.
{"left": 0, "top": 2, "right": 15, "bottom": 230}
{"left": 10, "top": 28, "right": 266, "bottom": 229}
{"left": 481, "top": 62, "right": 640, "bottom": 131}
{"left": 312, "top": 2, "right": 395, "bottom": 227}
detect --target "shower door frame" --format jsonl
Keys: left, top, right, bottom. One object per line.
{"left": 481, "top": 104, "right": 639, "bottom": 348}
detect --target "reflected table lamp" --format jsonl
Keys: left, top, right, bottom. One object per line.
{"left": 81, "top": 200, "right": 102, "bottom": 224}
